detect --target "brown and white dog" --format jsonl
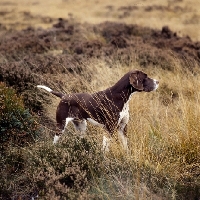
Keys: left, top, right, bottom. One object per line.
{"left": 37, "top": 70, "right": 159, "bottom": 151}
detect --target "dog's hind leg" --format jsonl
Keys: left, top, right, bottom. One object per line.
{"left": 72, "top": 119, "right": 87, "bottom": 137}
{"left": 53, "top": 117, "right": 74, "bottom": 144}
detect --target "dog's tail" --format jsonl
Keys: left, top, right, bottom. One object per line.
{"left": 37, "top": 85, "right": 64, "bottom": 99}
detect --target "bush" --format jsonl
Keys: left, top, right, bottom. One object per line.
{"left": 0, "top": 61, "right": 44, "bottom": 112}
{"left": 0, "top": 82, "right": 40, "bottom": 151}
{"left": 25, "top": 134, "right": 104, "bottom": 199}
{"left": 0, "top": 134, "right": 104, "bottom": 199}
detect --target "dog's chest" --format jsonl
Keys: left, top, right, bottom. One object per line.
{"left": 118, "top": 94, "right": 133, "bottom": 124}
{"left": 118, "top": 101, "right": 130, "bottom": 123}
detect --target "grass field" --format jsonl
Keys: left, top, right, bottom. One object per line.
{"left": 0, "top": 0, "right": 200, "bottom": 40}
{"left": 1, "top": 56, "right": 199, "bottom": 199}
{"left": 0, "top": 0, "right": 200, "bottom": 199}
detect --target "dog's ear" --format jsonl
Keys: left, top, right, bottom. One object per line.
{"left": 129, "top": 71, "right": 147, "bottom": 90}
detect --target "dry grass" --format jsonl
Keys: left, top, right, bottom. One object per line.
{"left": 128, "top": 64, "right": 200, "bottom": 176}
{"left": 1, "top": 0, "right": 200, "bottom": 198}
{"left": 35, "top": 57, "right": 200, "bottom": 199}
{"left": 1, "top": 49, "right": 199, "bottom": 199}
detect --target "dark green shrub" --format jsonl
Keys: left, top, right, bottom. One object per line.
{"left": 0, "top": 61, "right": 45, "bottom": 112}
{"left": 0, "top": 82, "right": 40, "bottom": 150}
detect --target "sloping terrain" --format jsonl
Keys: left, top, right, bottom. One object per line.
{"left": 1, "top": 19, "right": 200, "bottom": 112}
{"left": 0, "top": 19, "right": 200, "bottom": 199}
{"left": 0, "top": 0, "right": 200, "bottom": 199}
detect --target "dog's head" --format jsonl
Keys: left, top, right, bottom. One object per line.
{"left": 129, "top": 70, "right": 159, "bottom": 92}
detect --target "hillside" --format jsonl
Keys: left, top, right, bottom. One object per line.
{"left": 0, "top": 0, "right": 200, "bottom": 199}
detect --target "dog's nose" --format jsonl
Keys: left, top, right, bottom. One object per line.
{"left": 156, "top": 80, "right": 159, "bottom": 84}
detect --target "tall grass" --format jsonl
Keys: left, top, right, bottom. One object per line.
{"left": 46, "top": 58, "right": 200, "bottom": 199}
{"left": 79, "top": 59, "right": 200, "bottom": 199}
{"left": 128, "top": 63, "right": 200, "bottom": 198}
{"left": 128, "top": 71, "right": 199, "bottom": 198}
{"left": 1, "top": 58, "right": 200, "bottom": 199}
{"left": 57, "top": 58, "right": 200, "bottom": 199}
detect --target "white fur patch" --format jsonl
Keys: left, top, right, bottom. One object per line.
{"left": 87, "top": 118, "right": 104, "bottom": 128}
{"left": 118, "top": 130, "right": 128, "bottom": 151}
{"left": 102, "top": 135, "right": 111, "bottom": 152}
{"left": 63, "top": 118, "right": 74, "bottom": 133}
{"left": 53, "top": 135, "right": 60, "bottom": 144}
{"left": 53, "top": 118, "right": 74, "bottom": 144}
{"left": 37, "top": 85, "right": 52, "bottom": 93}
{"left": 118, "top": 92, "right": 136, "bottom": 125}
{"left": 118, "top": 101, "right": 129, "bottom": 125}
{"left": 153, "top": 79, "right": 159, "bottom": 90}
{"left": 73, "top": 120, "right": 87, "bottom": 132}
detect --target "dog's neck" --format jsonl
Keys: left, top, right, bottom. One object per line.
{"left": 96, "top": 73, "right": 138, "bottom": 109}
{"left": 122, "top": 85, "right": 137, "bottom": 102}
{"left": 92, "top": 84, "right": 135, "bottom": 116}
{"left": 109, "top": 81, "right": 137, "bottom": 102}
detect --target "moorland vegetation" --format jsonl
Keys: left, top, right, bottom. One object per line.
{"left": 0, "top": 0, "right": 200, "bottom": 199}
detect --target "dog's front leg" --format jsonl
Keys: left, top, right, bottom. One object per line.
{"left": 117, "top": 113, "right": 129, "bottom": 151}
{"left": 53, "top": 134, "right": 60, "bottom": 144}
{"left": 118, "top": 129, "right": 128, "bottom": 151}
{"left": 102, "top": 135, "right": 111, "bottom": 152}
{"left": 118, "top": 122, "right": 128, "bottom": 152}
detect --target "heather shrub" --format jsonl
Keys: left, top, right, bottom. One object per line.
{"left": 24, "top": 134, "right": 104, "bottom": 199}
{"left": 0, "top": 148, "right": 26, "bottom": 199}
{"left": 0, "top": 82, "right": 40, "bottom": 151}
{"left": 0, "top": 133, "right": 104, "bottom": 199}
{"left": 0, "top": 62, "right": 44, "bottom": 111}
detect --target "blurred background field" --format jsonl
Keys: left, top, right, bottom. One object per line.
{"left": 0, "top": 0, "right": 200, "bottom": 40}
